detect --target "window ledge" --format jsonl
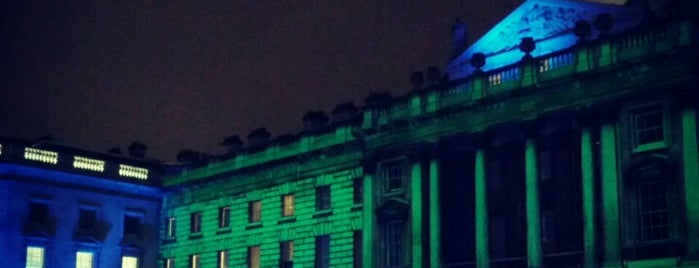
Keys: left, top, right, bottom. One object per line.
{"left": 216, "top": 228, "right": 231, "bottom": 235}
{"left": 350, "top": 203, "right": 363, "bottom": 212}
{"left": 633, "top": 141, "right": 668, "bottom": 153}
{"left": 278, "top": 216, "right": 297, "bottom": 224}
{"left": 245, "top": 222, "right": 263, "bottom": 230}
{"left": 313, "top": 209, "right": 333, "bottom": 218}
{"left": 188, "top": 232, "right": 203, "bottom": 240}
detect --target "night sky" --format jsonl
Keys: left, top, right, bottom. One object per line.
{"left": 1, "top": 1, "right": 521, "bottom": 160}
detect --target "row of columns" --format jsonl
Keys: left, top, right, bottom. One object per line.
{"left": 361, "top": 105, "right": 698, "bottom": 268}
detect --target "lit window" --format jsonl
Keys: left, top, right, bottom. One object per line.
{"left": 76, "top": 251, "right": 94, "bottom": 268}
{"left": 280, "top": 241, "right": 293, "bottom": 268}
{"left": 249, "top": 201, "right": 261, "bottom": 223}
{"left": 315, "top": 235, "right": 330, "bottom": 268}
{"left": 316, "top": 186, "right": 331, "bottom": 211}
{"left": 190, "top": 212, "right": 202, "bottom": 233}
{"left": 638, "top": 181, "right": 669, "bottom": 242}
{"left": 78, "top": 209, "right": 98, "bottom": 229}
{"left": 248, "top": 246, "right": 261, "bottom": 268}
{"left": 124, "top": 215, "right": 141, "bottom": 235}
{"left": 73, "top": 156, "right": 105, "bottom": 172}
{"left": 25, "top": 246, "right": 45, "bottom": 268}
{"left": 632, "top": 104, "right": 667, "bottom": 151}
{"left": 353, "top": 178, "right": 363, "bottom": 204}
{"left": 122, "top": 256, "right": 138, "bottom": 268}
{"left": 382, "top": 160, "right": 406, "bottom": 194}
{"left": 218, "top": 251, "right": 229, "bottom": 268}
{"left": 282, "top": 194, "right": 295, "bottom": 217}
{"left": 24, "top": 148, "right": 58, "bottom": 164}
{"left": 354, "top": 231, "right": 363, "bottom": 268}
{"left": 385, "top": 221, "right": 406, "bottom": 268}
{"left": 190, "top": 254, "right": 200, "bottom": 268}
{"left": 164, "top": 258, "right": 174, "bottom": 268}
{"left": 167, "top": 217, "right": 176, "bottom": 238}
{"left": 118, "top": 164, "right": 148, "bottom": 180}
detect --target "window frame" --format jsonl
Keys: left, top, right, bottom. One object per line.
{"left": 316, "top": 185, "right": 331, "bottom": 211}
{"left": 637, "top": 180, "right": 670, "bottom": 242}
{"left": 217, "top": 250, "right": 229, "bottom": 268}
{"left": 315, "top": 235, "right": 331, "bottom": 268}
{"left": 249, "top": 201, "right": 262, "bottom": 223}
{"left": 353, "top": 178, "right": 364, "bottom": 205}
{"left": 77, "top": 207, "right": 99, "bottom": 230}
{"left": 75, "top": 250, "right": 96, "bottom": 268}
{"left": 280, "top": 241, "right": 294, "bottom": 268}
{"left": 282, "top": 194, "right": 295, "bottom": 217}
{"left": 219, "top": 207, "right": 231, "bottom": 228}
{"left": 190, "top": 212, "right": 202, "bottom": 234}
{"left": 123, "top": 214, "right": 142, "bottom": 236}
{"left": 631, "top": 103, "right": 669, "bottom": 153}
{"left": 380, "top": 159, "right": 408, "bottom": 196}
{"left": 166, "top": 217, "right": 176, "bottom": 239}
{"left": 384, "top": 220, "right": 406, "bottom": 268}
{"left": 121, "top": 255, "right": 139, "bottom": 268}
{"left": 248, "top": 246, "right": 261, "bottom": 268}
{"left": 25, "top": 245, "right": 46, "bottom": 268}
{"left": 189, "top": 254, "right": 200, "bottom": 268}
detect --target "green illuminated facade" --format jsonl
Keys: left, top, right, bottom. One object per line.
{"left": 162, "top": 1, "right": 699, "bottom": 267}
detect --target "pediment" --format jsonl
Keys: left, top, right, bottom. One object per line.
{"left": 446, "top": 0, "right": 642, "bottom": 80}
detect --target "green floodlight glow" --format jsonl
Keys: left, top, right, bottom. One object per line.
{"left": 682, "top": 108, "right": 699, "bottom": 254}
{"left": 581, "top": 128, "right": 597, "bottom": 266}
{"left": 475, "top": 150, "right": 489, "bottom": 268}
{"left": 411, "top": 162, "right": 423, "bottom": 268}
{"left": 601, "top": 124, "right": 621, "bottom": 263}
{"left": 525, "top": 139, "right": 542, "bottom": 267}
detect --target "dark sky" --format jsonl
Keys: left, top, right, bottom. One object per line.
{"left": 1, "top": 1, "right": 521, "bottom": 160}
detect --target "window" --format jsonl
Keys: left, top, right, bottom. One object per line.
{"left": 382, "top": 160, "right": 406, "bottom": 194}
{"left": 248, "top": 246, "right": 261, "bottom": 268}
{"left": 632, "top": 104, "right": 667, "bottom": 151}
{"left": 167, "top": 217, "right": 176, "bottom": 238}
{"left": 190, "top": 254, "right": 200, "bottom": 268}
{"left": 164, "top": 258, "right": 174, "bottom": 268}
{"left": 353, "top": 231, "right": 363, "bottom": 268}
{"left": 124, "top": 215, "right": 141, "bottom": 235}
{"left": 385, "top": 221, "right": 406, "bottom": 268}
{"left": 249, "top": 201, "right": 261, "bottom": 223}
{"left": 218, "top": 250, "right": 229, "bottom": 268}
{"left": 28, "top": 203, "right": 50, "bottom": 224}
{"left": 78, "top": 209, "right": 98, "bottom": 229}
{"left": 219, "top": 207, "right": 230, "bottom": 228}
{"left": 280, "top": 241, "right": 293, "bottom": 268}
{"left": 122, "top": 256, "right": 138, "bottom": 268}
{"left": 76, "top": 251, "right": 94, "bottom": 268}
{"left": 353, "top": 178, "right": 363, "bottom": 204}
{"left": 638, "top": 181, "right": 669, "bottom": 242}
{"left": 282, "top": 194, "right": 295, "bottom": 217}
{"left": 25, "top": 246, "right": 45, "bottom": 268}
{"left": 190, "top": 212, "right": 202, "bottom": 233}
{"left": 316, "top": 186, "right": 331, "bottom": 211}
{"left": 315, "top": 235, "right": 330, "bottom": 268}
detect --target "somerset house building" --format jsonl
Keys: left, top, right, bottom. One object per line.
{"left": 2, "top": 0, "right": 698, "bottom": 267}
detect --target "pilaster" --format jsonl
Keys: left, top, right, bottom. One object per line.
{"left": 581, "top": 127, "right": 597, "bottom": 267}
{"left": 411, "top": 161, "right": 423, "bottom": 268}
{"left": 681, "top": 107, "right": 699, "bottom": 260}
{"left": 475, "top": 149, "right": 490, "bottom": 268}
{"left": 429, "top": 157, "right": 441, "bottom": 268}
{"left": 600, "top": 123, "right": 621, "bottom": 266}
{"left": 525, "top": 139, "right": 542, "bottom": 268}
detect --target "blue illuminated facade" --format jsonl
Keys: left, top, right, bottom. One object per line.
{"left": 0, "top": 137, "right": 163, "bottom": 268}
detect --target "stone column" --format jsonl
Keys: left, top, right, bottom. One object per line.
{"left": 429, "top": 157, "right": 442, "bottom": 268}
{"left": 682, "top": 107, "right": 699, "bottom": 259}
{"left": 411, "top": 161, "right": 423, "bottom": 268}
{"left": 362, "top": 173, "right": 374, "bottom": 268}
{"left": 475, "top": 149, "right": 490, "bottom": 268}
{"left": 525, "top": 139, "right": 542, "bottom": 267}
{"left": 581, "top": 128, "right": 597, "bottom": 267}
{"left": 600, "top": 123, "right": 621, "bottom": 265}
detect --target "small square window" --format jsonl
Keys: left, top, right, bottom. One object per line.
{"left": 282, "top": 194, "right": 295, "bottom": 217}
{"left": 353, "top": 178, "right": 363, "bottom": 204}
{"left": 315, "top": 235, "right": 330, "bottom": 268}
{"left": 249, "top": 201, "right": 261, "bottom": 223}
{"left": 76, "top": 251, "right": 94, "bottom": 268}
{"left": 124, "top": 215, "right": 141, "bottom": 235}
{"left": 25, "top": 246, "right": 45, "bottom": 268}
{"left": 190, "top": 254, "right": 200, "bottom": 268}
{"left": 219, "top": 207, "right": 230, "bottom": 228}
{"left": 248, "top": 246, "right": 261, "bottom": 268}
{"left": 166, "top": 217, "right": 176, "bottom": 238}
{"left": 28, "top": 203, "right": 50, "bottom": 224}
{"left": 316, "top": 186, "right": 331, "bottom": 211}
{"left": 78, "top": 209, "right": 98, "bottom": 229}
{"left": 218, "top": 251, "right": 229, "bottom": 268}
{"left": 632, "top": 104, "right": 667, "bottom": 152}
{"left": 280, "top": 241, "right": 293, "bottom": 268}
{"left": 190, "top": 212, "right": 202, "bottom": 233}
{"left": 121, "top": 256, "right": 138, "bottom": 268}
